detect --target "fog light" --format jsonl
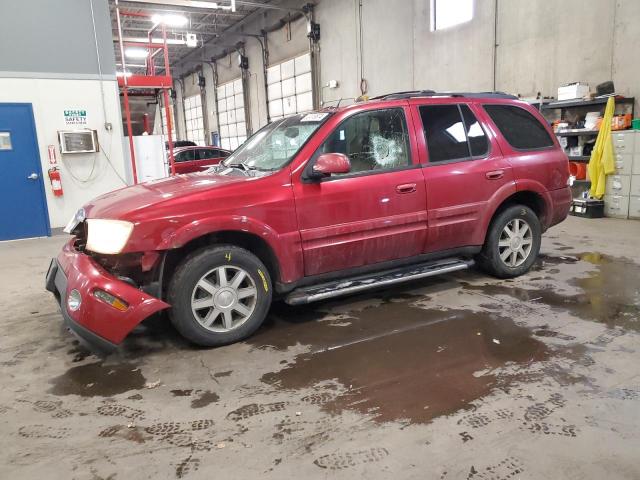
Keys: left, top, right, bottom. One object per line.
{"left": 67, "top": 289, "right": 82, "bottom": 312}
{"left": 93, "top": 289, "right": 129, "bottom": 312}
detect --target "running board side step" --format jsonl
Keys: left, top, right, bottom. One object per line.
{"left": 284, "top": 258, "right": 474, "bottom": 305}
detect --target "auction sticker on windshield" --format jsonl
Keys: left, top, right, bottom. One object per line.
{"left": 301, "top": 113, "right": 329, "bottom": 122}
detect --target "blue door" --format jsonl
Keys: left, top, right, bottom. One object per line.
{"left": 0, "top": 103, "right": 50, "bottom": 240}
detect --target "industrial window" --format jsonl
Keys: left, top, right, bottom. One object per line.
{"left": 216, "top": 78, "right": 246, "bottom": 151}
{"left": 430, "top": 0, "right": 474, "bottom": 31}
{"left": 184, "top": 94, "right": 205, "bottom": 146}
{"left": 319, "top": 108, "right": 411, "bottom": 175}
{"left": 266, "top": 52, "right": 314, "bottom": 121}
{"left": 484, "top": 104, "right": 554, "bottom": 150}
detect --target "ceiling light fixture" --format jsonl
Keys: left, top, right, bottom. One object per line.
{"left": 151, "top": 13, "right": 188, "bottom": 27}
{"left": 125, "top": 47, "right": 149, "bottom": 59}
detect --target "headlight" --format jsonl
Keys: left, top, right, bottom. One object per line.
{"left": 86, "top": 219, "right": 134, "bottom": 254}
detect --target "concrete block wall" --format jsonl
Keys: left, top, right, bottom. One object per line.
{"left": 172, "top": 0, "right": 640, "bottom": 143}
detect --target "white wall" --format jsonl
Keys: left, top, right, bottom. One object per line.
{"left": 0, "top": 78, "right": 127, "bottom": 228}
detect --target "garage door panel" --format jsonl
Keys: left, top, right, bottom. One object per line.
{"left": 221, "top": 138, "right": 230, "bottom": 150}
{"left": 217, "top": 86, "right": 226, "bottom": 99}
{"left": 219, "top": 111, "right": 228, "bottom": 125}
{"left": 281, "top": 59, "right": 295, "bottom": 80}
{"left": 226, "top": 96, "right": 235, "bottom": 111}
{"left": 295, "top": 54, "right": 311, "bottom": 75}
{"left": 233, "top": 79, "right": 242, "bottom": 94}
{"left": 296, "top": 72, "right": 312, "bottom": 94}
{"left": 283, "top": 96, "right": 297, "bottom": 115}
{"left": 267, "top": 52, "right": 315, "bottom": 119}
{"left": 236, "top": 108, "right": 245, "bottom": 122}
{"left": 230, "top": 137, "right": 239, "bottom": 150}
{"left": 228, "top": 109, "right": 236, "bottom": 123}
{"left": 220, "top": 125, "right": 229, "bottom": 137}
{"left": 296, "top": 91, "right": 313, "bottom": 112}
{"left": 267, "top": 83, "right": 282, "bottom": 100}
{"left": 228, "top": 123, "right": 237, "bottom": 136}
{"left": 224, "top": 83, "right": 234, "bottom": 98}
{"left": 269, "top": 99, "right": 283, "bottom": 117}
{"left": 282, "top": 77, "right": 296, "bottom": 97}
{"left": 234, "top": 93, "right": 244, "bottom": 108}
{"left": 237, "top": 122, "right": 246, "bottom": 136}
{"left": 267, "top": 65, "right": 281, "bottom": 85}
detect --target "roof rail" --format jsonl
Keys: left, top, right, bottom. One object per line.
{"left": 371, "top": 91, "right": 518, "bottom": 101}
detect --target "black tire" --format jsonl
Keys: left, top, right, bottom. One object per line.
{"left": 477, "top": 204, "right": 541, "bottom": 279}
{"left": 167, "top": 245, "right": 272, "bottom": 347}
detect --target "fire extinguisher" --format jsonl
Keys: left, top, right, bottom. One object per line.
{"left": 48, "top": 167, "right": 64, "bottom": 197}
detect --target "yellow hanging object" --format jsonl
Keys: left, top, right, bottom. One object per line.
{"left": 587, "top": 97, "right": 616, "bottom": 199}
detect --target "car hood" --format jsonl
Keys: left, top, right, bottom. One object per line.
{"left": 84, "top": 172, "right": 253, "bottom": 220}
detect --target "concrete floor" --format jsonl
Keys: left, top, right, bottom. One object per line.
{"left": 1, "top": 216, "right": 639, "bottom": 479}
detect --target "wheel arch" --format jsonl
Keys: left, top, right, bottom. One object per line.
{"left": 482, "top": 189, "right": 549, "bottom": 245}
{"left": 162, "top": 230, "right": 281, "bottom": 299}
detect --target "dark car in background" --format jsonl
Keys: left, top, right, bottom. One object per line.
{"left": 171, "top": 146, "right": 232, "bottom": 174}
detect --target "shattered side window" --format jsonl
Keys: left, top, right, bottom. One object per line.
{"left": 320, "top": 108, "right": 411, "bottom": 175}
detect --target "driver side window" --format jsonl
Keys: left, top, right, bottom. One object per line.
{"left": 175, "top": 150, "right": 194, "bottom": 163}
{"left": 319, "top": 108, "right": 411, "bottom": 175}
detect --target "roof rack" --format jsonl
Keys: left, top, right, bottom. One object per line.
{"left": 371, "top": 91, "right": 518, "bottom": 101}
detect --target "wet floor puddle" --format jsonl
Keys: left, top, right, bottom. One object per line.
{"left": 254, "top": 302, "right": 547, "bottom": 424}
{"left": 49, "top": 362, "right": 146, "bottom": 397}
{"left": 250, "top": 252, "right": 638, "bottom": 425}
{"left": 464, "top": 252, "right": 640, "bottom": 331}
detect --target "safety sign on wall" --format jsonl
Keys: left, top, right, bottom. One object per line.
{"left": 63, "top": 109, "right": 87, "bottom": 126}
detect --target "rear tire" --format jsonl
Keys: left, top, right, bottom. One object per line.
{"left": 167, "top": 245, "right": 272, "bottom": 347}
{"left": 477, "top": 204, "right": 541, "bottom": 279}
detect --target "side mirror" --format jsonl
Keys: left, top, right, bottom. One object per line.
{"left": 310, "top": 153, "right": 351, "bottom": 179}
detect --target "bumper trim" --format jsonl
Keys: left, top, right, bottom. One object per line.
{"left": 48, "top": 259, "right": 117, "bottom": 354}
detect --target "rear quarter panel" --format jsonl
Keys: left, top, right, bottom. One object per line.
{"left": 479, "top": 100, "right": 570, "bottom": 228}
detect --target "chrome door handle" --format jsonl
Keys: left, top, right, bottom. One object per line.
{"left": 27, "top": 173, "right": 39, "bottom": 180}
{"left": 396, "top": 183, "right": 417, "bottom": 194}
{"left": 485, "top": 170, "right": 504, "bottom": 180}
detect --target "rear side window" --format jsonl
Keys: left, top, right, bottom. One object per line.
{"left": 419, "top": 104, "right": 488, "bottom": 163}
{"left": 484, "top": 104, "right": 553, "bottom": 150}
{"left": 460, "top": 106, "right": 489, "bottom": 157}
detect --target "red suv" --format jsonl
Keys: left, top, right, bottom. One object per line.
{"left": 172, "top": 146, "right": 231, "bottom": 174}
{"left": 46, "top": 91, "right": 571, "bottom": 351}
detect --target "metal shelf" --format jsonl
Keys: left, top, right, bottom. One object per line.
{"left": 568, "top": 155, "right": 590, "bottom": 162}
{"left": 542, "top": 96, "right": 635, "bottom": 110}
{"left": 556, "top": 130, "right": 599, "bottom": 137}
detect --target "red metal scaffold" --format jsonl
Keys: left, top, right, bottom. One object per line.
{"left": 114, "top": 1, "right": 176, "bottom": 184}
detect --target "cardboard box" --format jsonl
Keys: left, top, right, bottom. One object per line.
{"left": 558, "top": 83, "right": 590, "bottom": 101}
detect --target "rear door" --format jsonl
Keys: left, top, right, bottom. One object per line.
{"left": 190, "top": 148, "right": 225, "bottom": 172}
{"left": 413, "top": 102, "right": 515, "bottom": 252}
{"left": 0, "top": 103, "right": 50, "bottom": 240}
{"left": 292, "top": 105, "right": 427, "bottom": 277}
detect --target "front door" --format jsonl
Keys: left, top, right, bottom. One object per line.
{"left": 173, "top": 148, "right": 196, "bottom": 174}
{"left": 0, "top": 103, "right": 50, "bottom": 240}
{"left": 293, "top": 106, "right": 427, "bottom": 277}
{"left": 413, "top": 102, "right": 515, "bottom": 252}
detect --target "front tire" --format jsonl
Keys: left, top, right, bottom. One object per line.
{"left": 167, "top": 245, "right": 272, "bottom": 347}
{"left": 477, "top": 204, "right": 541, "bottom": 278}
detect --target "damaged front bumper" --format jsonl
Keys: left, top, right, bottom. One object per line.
{"left": 46, "top": 240, "right": 170, "bottom": 352}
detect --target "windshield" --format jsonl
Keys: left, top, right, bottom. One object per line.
{"left": 221, "top": 113, "right": 330, "bottom": 171}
